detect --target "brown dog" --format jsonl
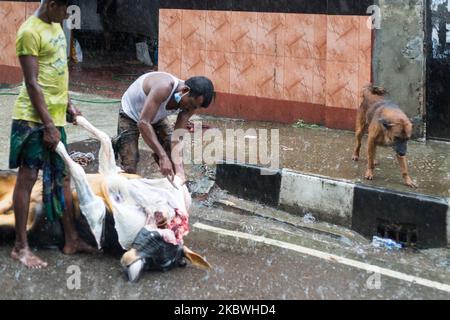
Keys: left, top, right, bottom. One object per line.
{"left": 352, "top": 85, "right": 417, "bottom": 188}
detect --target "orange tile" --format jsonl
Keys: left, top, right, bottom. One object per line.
{"left": 326, "top": 16, "right": 359, "bottom": 63}
{"left": 284, "top": 14, "right": 314, "bottom": 59}
{"left": 283, "top": 57, "right": 313, "bottom": 103}
{"left": 313, "top": 15, "right": 327, "bottom": 60}
{"left": 229, "top": 52, "right": 257, "bottom": 96}
{"left": 205, "top": 51, "right": 231, "bottom": 93}
{"left": 0, "top": 65, "right": 23, "bottom": 84}
{"left": 0, "top": 1, "right": 26, "bottom": 34}
{"left": 257, "top": 12, "right": 285, "bottom": 57}
{"left": 359, "top": 16, "right": 372, "bottom": 65}
{"left": 325, "top": 106, "right": 357, "bottom": 131}
{"left": 312, "top": 60, "right": 327, "bottom": 105}
{"left": 206, "top": 11, "right": 231, "bottom": 53}
{"left": 26, "top": 1, "right": 40, "bottom": 17}
{"left": 182, "top": 10, "right": 206, "bottom": 51}
{"left": 326, "top": 61, "right": 359, "bottom": 109}
{"left": 256, "top": 55, "right": 284, "bottom": 99}
{"left": 157, "top": 47, "right": 182, "bottom": 78}
{"left": 231, "top": 11, "right": 257, "bottom": 54}
{"left": 0, "top": 32, "right": 19, "bottom": 67}
{"left": 181, "top": 49, "right": 206, "bottom": 79}
{"left": 159, "top": 9, "right": 182, "bottom": 49}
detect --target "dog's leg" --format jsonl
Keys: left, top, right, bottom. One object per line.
{"left": 352, "top": 107, "right": 366, "bottom": 161}
{"left": 365, "top": 135, "right": 377, "bottom": 180}
{"left": 396, "top": 155, "right": 417, "bottom": 188}
{"left": 352, "top": 122, "right": 365, "bottom": 161}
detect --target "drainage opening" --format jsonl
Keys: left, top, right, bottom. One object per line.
{"left": 376, "top": 219, "right": 417, "bottom": 247}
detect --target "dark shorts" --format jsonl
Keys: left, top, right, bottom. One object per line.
{"left": 9, "top": 120, "right": 68, "bottom": 221}
{"left": 113, "top": 108, "right": 173, "bottom": 174}
{"left": 9, "top": 119, "right": 68, "bottom": 175}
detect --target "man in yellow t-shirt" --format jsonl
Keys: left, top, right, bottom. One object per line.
{"left": 10, "top": 0, "right": 95, "bottom": 269}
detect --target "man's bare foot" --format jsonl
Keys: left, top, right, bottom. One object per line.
{"left": 63, "top": 239, "right": 98, "bottom": 255}
{"left": 11, "top": 247, "right": 48, "bottom": 269}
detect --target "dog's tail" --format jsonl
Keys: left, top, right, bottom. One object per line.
{"left": 363, "top": 84, "right": 387, "bottom": 97}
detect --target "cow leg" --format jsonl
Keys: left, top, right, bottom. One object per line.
{"left": 61, "top": 176, "right": 98, "bottom": 254}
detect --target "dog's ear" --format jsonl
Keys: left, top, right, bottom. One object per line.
{"left": 379, "top": 117, "right": 393, "bottom": 129}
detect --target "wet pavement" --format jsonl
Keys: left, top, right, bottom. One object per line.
{"left": 0, "top": 89, "right": 449, "bottom": 300}
{"left": 0, "top": 201, "right": 449, "bottom": 300}
{"left": 200, "top": 118, "right": 450, "bottom": 198}
{"left": 0, "top": 89, "right": 449, "bottom": 197}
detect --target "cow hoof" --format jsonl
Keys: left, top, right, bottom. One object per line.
{"left": 125, "top": 259, "right": 145, "bottom": 283}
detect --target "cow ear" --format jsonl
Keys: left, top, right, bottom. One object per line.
{"left": 184, "top": 246, "right": 212, "bottom": 269}
{"left": 379, "top": 118, "right": 392, "bottom": 129}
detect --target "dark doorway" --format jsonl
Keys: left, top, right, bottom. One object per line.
{"left": 68, "top": 0, "right": 159, "bottom": 98}
{"left": 426, "top": 0, "right": 450, "bottom": 141}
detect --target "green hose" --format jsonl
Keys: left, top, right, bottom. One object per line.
{"left": 71, "top": 97, "right": 121, "bottom": 104}
{"left": 0, "top": 91, "right": 120, "bottom": 104}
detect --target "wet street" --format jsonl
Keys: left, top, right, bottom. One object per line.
{"left": 2, "top": 0, "right": 450, "bottom": 305}
{"left": 0, "top": 90, "right": 449, "bottom": 300}
{"left": 0, "top": 200, "right": 449, "bottom": 300}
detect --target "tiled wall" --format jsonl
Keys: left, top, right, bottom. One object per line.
{"left": 0, "top": 1, "right": 374, "bottom": 129}
{"left": 0, "top": 1, "right": 40, "bottom": 68}
{"left": 159, "top": 9, "right": 372, "bottom": 112}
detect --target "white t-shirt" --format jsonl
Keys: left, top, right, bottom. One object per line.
{"left": 121, "top": 72, "right": 181, "bottom": 124}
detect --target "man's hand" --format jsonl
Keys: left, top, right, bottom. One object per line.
{"left": 159, "top": 155, "right": 175, "bottom": 177}
{"left": 67, "top": 102, "right": 82, "bottom": 125}
{"left": 43, "top": 124, "right": 61, "bottom": 151}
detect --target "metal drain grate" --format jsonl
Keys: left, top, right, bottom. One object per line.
{"left": 376, "top": 219, "right": 417, "bottom": 247}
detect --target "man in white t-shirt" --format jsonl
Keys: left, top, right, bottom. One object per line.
{"left": 113, "top": 72, "right": 215, "bottom": 184}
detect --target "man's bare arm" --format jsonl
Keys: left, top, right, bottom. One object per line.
{"left": 19, "top": 55, "right": 60, "bottom": 150}
{"left": 138, "top": 84, "right": 174, "bottom": 176}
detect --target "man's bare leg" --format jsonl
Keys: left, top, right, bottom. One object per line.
{"left": 11, "top": 166, "right": 48, "bottom": 269}
{"left": 61, "top": 177, "right": 97, "bottom": 254}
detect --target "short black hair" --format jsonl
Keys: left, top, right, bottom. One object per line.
{"left": 185, "top": 76, "right": 215, "bottom": 108}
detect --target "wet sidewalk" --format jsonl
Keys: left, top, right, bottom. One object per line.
{"left": 0, "top": 88, "right": 449, "bottom": 198}
{"left": 203, "top": 118, "right": 450, "bottom": 198}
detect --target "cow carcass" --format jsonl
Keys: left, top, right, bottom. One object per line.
{"left": 0, "top": 116, "right": 210, "bottom": 282}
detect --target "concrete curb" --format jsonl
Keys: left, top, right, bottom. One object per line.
{"left": 215, "top": 162, "right": 450, "bottom": 249}
{"left": 215, "top": 163, "right": 282, "bottom": 207}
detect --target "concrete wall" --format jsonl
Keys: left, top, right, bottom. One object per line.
{"left": 373, "top": 0, "right": 426, "bottom": 136}
{"left": 279, "top": 170, "right": 355, "bottom": 227}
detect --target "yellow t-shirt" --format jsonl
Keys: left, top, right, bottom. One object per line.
{"left": 14, "top": 15, "right": 69, "bottom": 127}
